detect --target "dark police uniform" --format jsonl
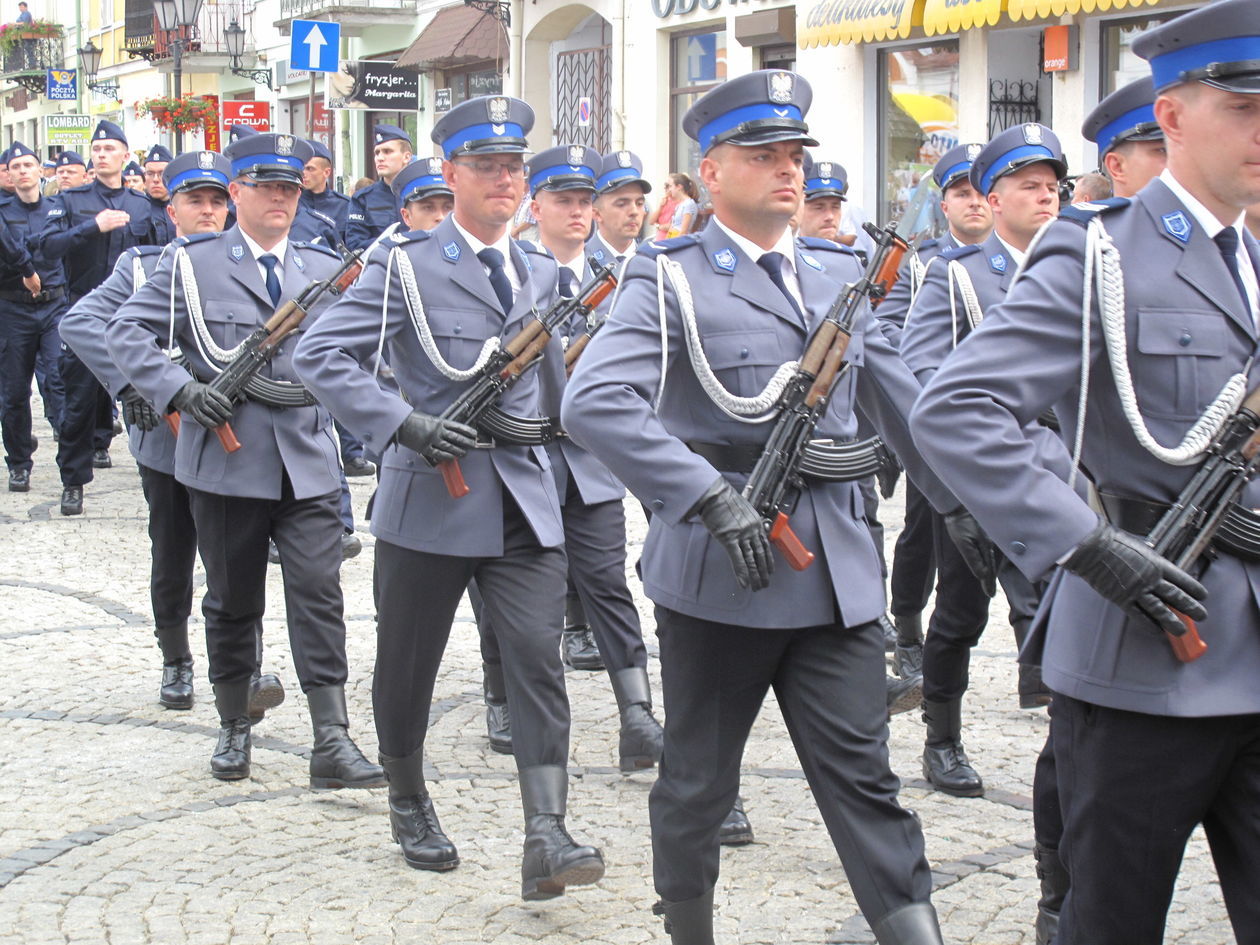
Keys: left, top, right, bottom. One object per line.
{"left": 300, "top": 140, "right": 349, "bottom": 241}
{"left": 294, "top": 97, "right": 605, "bottom": 901}
{"left": 36, "top": 121, "right": 157, "bottom": 514}
{"left": 563, "top": 71, "right": 949, "bottom": 945}
{"left": 105, "top": 135, "right": 382, "bottom": 791}
{"left": 142, "top": 145, "right": 175, "bottom": 246}
{"left": 344, "top": 124, "right": 410, "bottom": 251}
{"left": 911, "top": 5, "right": 1260, "bottom": 942}
{"left": 0, "top": 141, "right": 68, "bottom": 490}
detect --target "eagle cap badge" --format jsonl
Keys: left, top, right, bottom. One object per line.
{"left": 276, "top": 135, "right": 294, "bottom": 155}
{"left": 966, "top": 143, "right": 982, "bottom": 161}
{"left": 616, "top": 150, "right": 632, "bottom": 168}
{"left": 816, "top": 162, "right": 833, "bottom": 180}
{"left": 768, "top": 72, "right": 793, "bottom": 105}
{"left": 568, "top": 145, "right": 585, "bottom": 166}
{"left": 198, "top": 151, "right": 215, "bottom": 169}
{"left": 1022, "top": 123, "right": 1043, "bottom": 146}
{"left": 488, "top": 97, "right": 509, "bottom": 123}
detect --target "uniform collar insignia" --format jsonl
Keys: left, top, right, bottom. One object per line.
{"left": 1162, "top": 210, "right": 1193, "bottom": 243}
{"left": 592, "top": 249, "right": 605, "bottom": 261}
{"left": 231, "top": 244, "right": 244, "bottom": 261}
{"left": 801, "top": 253, "right": 824, "bottom": 271}
{"left": 714, "top": 248, "right": 737, "bottom": 272}
{"left": 990, "top": 253, "right": 1007, "bottom": 273}
{"left": 443, "top": 241, "right": 461, "bottom": 261}
{"left": 292, "top": 251, "right": 305, "bottom": 271}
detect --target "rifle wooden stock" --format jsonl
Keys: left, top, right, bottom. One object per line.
{"left": 164, "top": 412, "right": 180, "bottom": 436}
{"left": 214, "top": 422, "right": 241, "bottom": 454}
{"left": 564, "top": 333, "right": 592, "bottom": 377}
{"left": 1167, "top": 617, "right": 1208, "bottom": 662}
{"left": 439, "top": 459, "right": 470, "bottom": 498}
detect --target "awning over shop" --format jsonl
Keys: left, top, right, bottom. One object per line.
{"left": 921, "top": 0, "right": 1004, "bottom": 36}
{"left": 396, "top": 3, "right": 508, "bottom": 71}
{"left": 1006, "top": 0, "right": 1163, "bottom": 21}
{"left": 798, "top": 0, "right": 924, "bottom": 48}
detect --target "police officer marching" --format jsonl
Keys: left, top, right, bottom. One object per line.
{"left": 293, "top": 96, "right": 606, "bottom": 900}
{"left": 912, "top": 1, "right": 1260, "bottom": 941}
{"left": 142, "top": 144, "right": 174, "bottom": 245}
{"left": 104, "top": 133, "right": 383, "bottom": 790}
{"left": 59, "top": 148, "right": 282, "bottom": 722}
{"left": 300, "top": 140, "right": 350, "bottom": 242}
{"left": 563, "top": 70, "right": 951, "bottom": 944}
{"left": 390, "top": 157, "right": 453, "bottom": 233}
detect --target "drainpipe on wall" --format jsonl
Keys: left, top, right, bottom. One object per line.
{"left": 509, "top": 0, "right": 523, "bottom": 97}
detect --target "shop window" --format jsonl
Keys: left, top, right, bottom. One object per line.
{"left": 446, "top": 65, "right": 503, "bottom": 107}
{"left": 878, "top": 41, "right": 960, "bottom": 228}
{"left": 1100, "top": 10, "right": 1182, "bottom": 96}
{"left": 669, "top": 26, "right": 727, "bottom": 181}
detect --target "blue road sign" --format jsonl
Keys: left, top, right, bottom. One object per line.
{"left": 685, "top": 33, "right": 717, "bottom": 85}
{"left": 290, "top": 20, "right": 340, "bottom": 73}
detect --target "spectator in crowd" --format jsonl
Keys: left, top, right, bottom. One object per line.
{"left": 653, "top": 179, "right": 678, "bottom": 240}
{"left": 349, "top": 176, "right": 373, "bottom": 196}
{"left": 1071, "top": 172, "right": 1113, "bottom": 204}
{"left": 664, "top": 172, "right": 698, "bottom": 237}
{"left": 16, "top": 1, "right": 33, "bottom": 23}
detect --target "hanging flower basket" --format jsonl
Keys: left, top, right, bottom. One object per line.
{"left": 0, "top": 19, "right": 62, "bottom": 55}
{"left": 136, "top": 96, "right": 218, "bottom": 133}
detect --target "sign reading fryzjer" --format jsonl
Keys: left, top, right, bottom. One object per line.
{"left": 222, "top": 100, "right": 272, "bottom": 134}
{"left": 45, "top": 113, "right": 92, "bottom": 150}
{"left": 326, "top": 60, "right": 418, "bottom": 111}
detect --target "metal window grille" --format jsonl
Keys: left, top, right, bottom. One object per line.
{"left": 555, "top": 45, "right": 611, "bottom": 152}
{"left": 988, "top": 79, "right": 1040, "bottom": 137}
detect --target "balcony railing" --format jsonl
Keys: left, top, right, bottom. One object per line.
{"left": 1, "top": 35, "right": 64, "bottom": 92}
{"left": 279, "top": 0, "right": 415, "bottom": 17}
{"left": 125, "top": 0, "right": 256, "bottom": 62}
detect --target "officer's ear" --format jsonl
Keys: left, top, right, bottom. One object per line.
{"left": 699, "top": 153, "right": 721, "bottom": 195}
{"left": 1153, "top": 91, "right": 1190, "bottom": 150}
{"left": 166, "top": 201, "right": 178, "bottom": 226}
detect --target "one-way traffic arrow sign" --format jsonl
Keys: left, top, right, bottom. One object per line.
{"left": 290, "top": 20, "right": 340, "bottom": 73}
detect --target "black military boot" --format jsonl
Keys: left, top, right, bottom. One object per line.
{"left": 483, "top": 661, "right": 512, "bottom": 755}
{"left": 718, "top": 795, "right": 754, "bottom": 846}
{"left": 892, "top": 613, "right": 924, "bottom": 679}
{"left": 248, "top": 627, "right": 285, "bottom": 723}
{"left": 210, "top": 678, "right": 252, "bottom": 780}
{"left": 609, "top": 666, "right": 664, "bottom": 772}
{"left": 561, "top": 625, "right": 603, "bottom": 670}
{"left": 519, "top": 764, "right": 605, "bottom": 901}
{"left": 154, "top": 622, "right": 194, "bottom": 710}
{"left": 872, "top": 902, "right": 946, "bottom": 945}
{"left": 652, "top": 888, "right": 716, "bottom": 945}
{"left": 922, "top": 698, "right": 984, "bottom": 797}
{"left": 1013, "top": 618, "right": 1052, "bottom": 709}
{"left": 878, "top": 613, "right": 899, "bottom": 652}
{"left": 1034, "top": 843, "right": 1069, "bottom": 945}
{"left": 308, "top": 686, "right": 387, "bottom": 790}
{"left": 380, "top": 747, "right": 459, "bottom": 871}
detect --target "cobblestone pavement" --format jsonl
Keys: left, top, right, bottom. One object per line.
{"left": 0, "top": 442, "right": 1234, "bottom": 944}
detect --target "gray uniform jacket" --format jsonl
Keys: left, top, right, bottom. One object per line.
{"left": 902, "top": 230, "right": 1076, "bottom": 487}
{"left": 875, "top": 235, "right": 951, "bottom": 349}
{"left": 292, "top": 214, "right": 565, "bottom": 556}
{"left": 911, "top": 179, "right": 1260, "bottom": 717}
{"left": 60, "top": 246, "right": 181, "bottom": 475}
{"left": 561, "top": 224, "right": 954, "bottom": 630}
{"left": 105, "top": 227, "right": 345, "bottom": 501}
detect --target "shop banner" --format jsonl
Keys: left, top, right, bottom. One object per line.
{"left": 45, "top": 113, "right": 92, "bottom": 150}
{"left": 222, "top": 100, "right": 271, "bottom": 135}
{"left": 326, "top": 59, "right": 418, "bottom": 111}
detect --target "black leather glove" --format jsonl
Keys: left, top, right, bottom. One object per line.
{"left": 395, "top": 411, "right": 478, "bottom": 465}
{"left": 169, "top": 381, "right": 233, "bottom": 429}
{"left": 1063, "top": 522, "right": 1207, "bottom": 636}
{"left": 119, "top": 386, "right": 160, "bottom": 432}
{"left": 691, "top": 476, "right": 774, "bottom": 592}
{"left": 944, "top": 507, "right": 997, "bottom": 597}
{"left": 876, "top": 454, "right": 902, "bottom": 500}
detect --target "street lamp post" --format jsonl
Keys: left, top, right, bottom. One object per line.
{"left": 153, "top": 0, "right": 205, "bottom": 152}
{"left": 77, "top": 39, "right": 120, "bottom": 99}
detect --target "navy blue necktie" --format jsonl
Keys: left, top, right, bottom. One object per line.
{"left": 259, "top": 253, "right": 281, "bottom": 308}
{"left": 1213, "top": 228, "right": 1252, "bottom": 315}
{"left": 558, "top": 267, "right": 577, "bottom": 299}
{"left": 757, "top": 251, "right": 805, "bottom": 324}
{"left": 477, "top": 247, "right": 514, "bottom": 314}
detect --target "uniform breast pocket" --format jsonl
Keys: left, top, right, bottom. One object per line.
{"left": 199, "top": 303, "right": 248, "bottom": 349}
{"left": 1134, "top": 309, "right": 1229, "bottom": 419}
{"left": 702, "top": 328, "right": 791, "bottom": 394}
{"left": 427, "top": 309, "right": 494, "bottom": 370}
{"left": 128, "top": 214, "right": 153, "bottom": 240}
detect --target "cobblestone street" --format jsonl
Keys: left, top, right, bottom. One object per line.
{"left": 0, "top": 448, "right": 1234, "bottom": 944}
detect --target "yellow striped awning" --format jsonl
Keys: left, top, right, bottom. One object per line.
{"left": 922, "top": 0, "right": 1004, "bottom": 36}
{"left": 798, "top": 0, "right": 924, "bottom": 48}
{"left": 1006, "top": 0, "right": 1163, "bottom": 20}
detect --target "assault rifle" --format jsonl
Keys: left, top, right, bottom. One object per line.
{"left": 435, "top": 258, "right": 618, "bottom": 497}
{"left": 1140, "top": 385, "right": 1260, "bottom": 662}
{"left": 563, "top": 317, "right": 602, "bottom": 377}
{"left": 742, "top": 221, "right": 909, "bottom": 570}
{"left": 207, "top": 248, "right": 364, "bottom": 452}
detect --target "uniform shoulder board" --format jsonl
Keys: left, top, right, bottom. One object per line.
{"left": 939, "top": 244, "right": 982, "bottom": 261}
{"left": 294, "top": 241, "right": 341, "bottom": 259}
{"left": 917, "top": 236, "right": 940, "bottom": 253}
{"left": 392, "top": 227, "right": 431, "bottom": 244}
{"left": 637, "top": 234, "right": 702, "bottom": 258}
{"left": 130, "top": 245, "right": 164, "bottom": 258}
{"left": 173, "top": 232, "right": 222, "bottom": 247}
{"left": 514, "top": 239, "right": 553, "bottom": 258}
{"left": 796, "top": 236, "right": 854, "bottom": 255}
{"left": 1059, "top": 197, "right": 1131, "bottom": 227}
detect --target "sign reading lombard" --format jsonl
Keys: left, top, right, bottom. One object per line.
{"left": 45, "top": 113, "right": 92, "bottom": 149}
